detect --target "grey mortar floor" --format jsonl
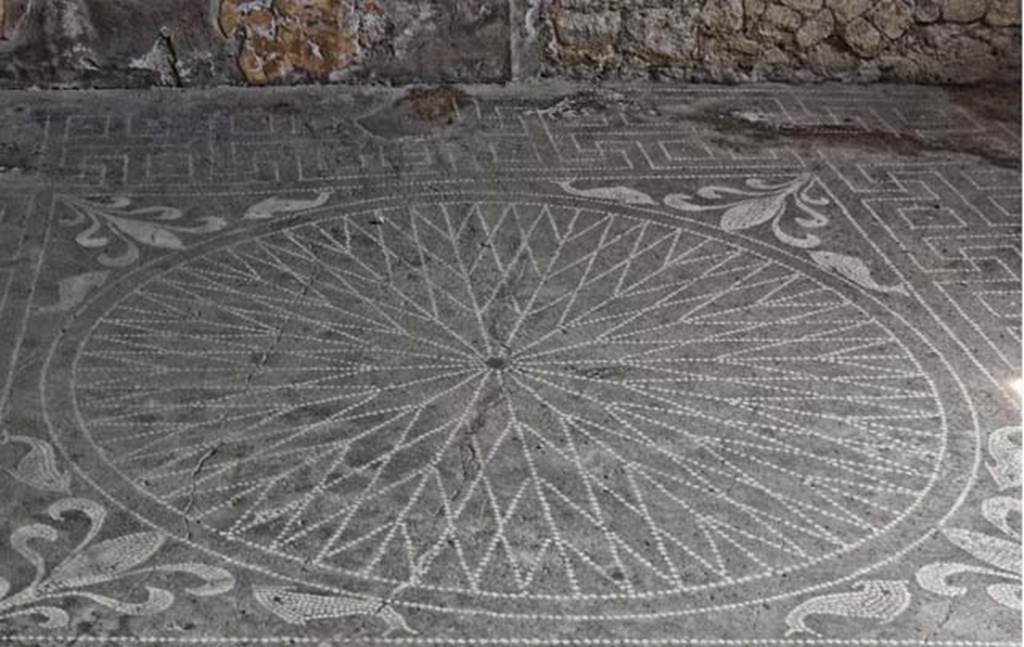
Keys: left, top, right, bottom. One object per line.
{"left": 0, "top": 82, "right": 1019, "bottom": 646}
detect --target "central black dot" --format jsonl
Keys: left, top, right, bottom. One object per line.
{"left": 485, "top": 356, "right": 508, "bottom": 370}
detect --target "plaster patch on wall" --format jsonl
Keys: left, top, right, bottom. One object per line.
{"left": 219, "top": 0, "right": 387, "bottom": 84}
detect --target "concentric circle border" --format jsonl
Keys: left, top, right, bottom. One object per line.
{"left": 41, "top": 190, "right": 979, "bottom": 619}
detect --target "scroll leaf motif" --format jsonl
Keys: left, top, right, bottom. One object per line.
{"left": 244, "top": 190, "right": 334, "bottom": 220}
{"left": 981, "top": 496, "right": 1020, "bottom": 539}
{"left": 0, "top": 497, "right": 235, "bottom": 628}
{"left": 720, "top": 193, "right": 787, "bottom": 231}
{"left": 809, "top": 251, "right": 908, "bottom": 296}
{"left": 59, "top": 195, "right": 227, "bottom": 268}
{"left": 986, "top": 426, "right": 1021, "bottom": 491}
{"left": 916, "top": 562, "right": 1008, "bottom": 598}
{"left": 784, "top": 580, "right": 911, "bottom": 637}
{"left": 105, "top": 215, "right": 186, "bottom": 250}
{"left": 254, "top": 585, "right": 417, "bottom": 636}
{"left": 149, "top": 563, "right": 236, "bottom": 596}
{"left": 553, "top": 180, "right": 657, "bottom": 206}
{"left": 942, "top": 528, "right": 1020, "bottom": 575}
{"left": 1, "top": 433, "right": 71, "bottom": 494}
{"left": 44, "top": 531, "right": 167, "bottom": 591}
{"left": 915, "top": 426, "right": 1021, "bottom": 611}
{"left": 74, "top": 587, "right": 176, "bottom": 616}
{"left": 771, "top": 215, "right": 820, "bottom": 249}
{"left": 987, "top": 584, "right": 1022, "bottom": 609}
{"left": 2, "top": 605, "right": 70, "bottom": 630}
{"left": 662, "top": 192, "right": 707, "bottom": 211}
{"left": 663, "top": 175, "right": 908, "bottom": 298}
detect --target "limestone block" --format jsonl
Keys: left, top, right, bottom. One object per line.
{"left": 553, "top": 9, "right": 622, "bottom": 62}
{"left": 914, "top": 0, "right": 943, "bottom": 22}
{"left": 868, "top": 0, "right": 913, "bottom": 39}
{"left": 554, "top": 10, "right": 622, "bottom": 47}
{"left": 826, "top": 0, "right": 873, "bottom": 23}
{"left": 986, "top": 0, "right": 1021, "bottom": 25}
{"left": 623, "top": 8, "right": 700, "bottom": 63}
{"left": 943, "top": 0, "right": 990, "bottom": 22}
{"left": 796, "top": 8, "right": 835, "bottom": 47}
{"left": 780, "top": 0, "right": 825, "bottom": 15}
{"left": 703, "top": 0, "right": 745, "bottom": 34}
{"left": 810, "top": 39, "right": 861, "bottom": 76}
{"left": 759, "top": 2, "right": 803, "bottom": 41}
{"left": 843, "top": 15, "right": 882, "bottom": 56}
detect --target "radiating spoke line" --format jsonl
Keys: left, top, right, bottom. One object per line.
{"left": 71, "top": 201, "right": 944, "bottom": 600}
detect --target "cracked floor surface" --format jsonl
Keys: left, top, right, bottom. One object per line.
{"left": 0, "top": 82, "right": 1020, "bottom": 645}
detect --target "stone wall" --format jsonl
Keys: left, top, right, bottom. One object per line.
{"left": 542, "top": 0, "right": 1022, "bottom": 83}
{"left": 0, "top": 0, "right": 1018, "bottom": 87}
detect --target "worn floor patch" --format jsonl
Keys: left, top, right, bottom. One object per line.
{"left": 0, "top": 83, "right": 1019, "bottom": 646}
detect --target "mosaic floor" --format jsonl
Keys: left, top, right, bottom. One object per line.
{"left": 0, "top": 83, "right": 1019, "bottom": 645}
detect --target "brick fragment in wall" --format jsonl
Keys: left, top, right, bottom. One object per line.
{"left": 986, "top": 0, "right": 1022, "bottom": 26}
{"left": 842, "top": 15, "right": 882, "bottom": 56}
{"left": 943, "top": 0, "right": 990, "bottom": 23}
{"left": 868, "top": 0, "right": 913, "bottom": 40}
{"left": 796, "top": 8, "right": 834, "bottom": 48}
{"left": 219, "top": 0, "right": 388, "bottom": 84}
{"left": 826, "top": 0, "right": 873, "bottom": 24}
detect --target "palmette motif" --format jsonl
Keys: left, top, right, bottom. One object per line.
{"left": 0, "top": 497, "right": 235, "bottom": 628}
{"left": 556, "top": 175, "right": 907, "bottom": 296}
{"left": 916, "top": 427, "right": 1022, "bottom": 610}
{"left": 1, "top": 430, "right": 70, "bottom": 494}
{"left": 58, "top": 195, "right": 227, "bottom": 268}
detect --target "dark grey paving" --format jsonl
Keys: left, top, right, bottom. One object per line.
{"left": 0, "top": 83, "right": 1020, "bottom": 646}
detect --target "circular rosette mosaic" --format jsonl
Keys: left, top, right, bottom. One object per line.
{"left": 50, "top": 196, "right": 964, "bottom": 615}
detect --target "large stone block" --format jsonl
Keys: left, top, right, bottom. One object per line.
{"left": 843, "top": 15, "right": 883, "bottom": 56}
{"left": 796, "top": 8, "right": 835, "bottom": 48}
{"left": 868, "top": 0, "right": 913, "bottom": 40}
